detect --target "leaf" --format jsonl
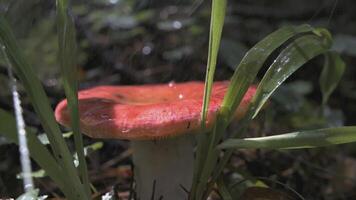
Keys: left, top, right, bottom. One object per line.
{"left": 319, "top": 51, "right": 345, "bottom": 105}
{"left": 56, "top": 0, "right": 91, "bottom": 196}
{"left": 221, "top": 24, "right": 313, "bottom": 121}
{"left": 192, "top": 0, "right": 226, "bottom": 198}
{"left": 17, "top": 169, "right": 46, "bottom": 179}
{"left": 37, "top": 132, "right": 73, "bottom": 145}
{"left": 73, "top": 142, "right": 103, "bottom": 167}
{"left": 0, "top": 16, "right": 86, "bottom": 199}
{"left": 193, "top": 24, "right": 317, "bottom": 199}
{"left": 249, "top": 31, "right": 332, "bottom": 119}
{"left": 218, "top": 126, "right": 356, "bottom": 149}
{"left": 201, "top": 0, "right": 227, "bottom": 126}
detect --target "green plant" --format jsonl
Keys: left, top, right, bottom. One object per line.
{"left": 190, "top": 1, "right": 353, "bottom": 199}
{"left": 0, "top": 0, "right": 90, "bottom": 198}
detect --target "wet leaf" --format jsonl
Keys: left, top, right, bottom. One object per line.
{"left": 219, "top": 126, "right": 356, "bottom": 149}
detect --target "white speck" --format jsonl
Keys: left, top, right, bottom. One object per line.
{"left": 142, "top": 46, "right": 152, "bottom": 55}
{"left": 168, "top": 81, "right": 175, "bottom": 87}
{"left": 178, "top": 94, "right": 184, "bottom": 99}
{"left": 173, "top": 21, "right": 182, "bottom": 29}
{"left": 122, "top": 129, "right": 130, "bottom": 133}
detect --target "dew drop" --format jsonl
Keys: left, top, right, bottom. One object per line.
{"left": 173, "top": 21, "right": 182, "bottom": 29}
{"left": 178, "top": 94, "right": 184, "bottom": 99}
{"left": 142, "top": 46, "right": 152, "bottom": 55}
{"left": 168, "top": 81, "right": 175, "bottom": 87}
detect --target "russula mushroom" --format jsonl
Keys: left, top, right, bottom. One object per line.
{"left": 55, "top": 81, "right": 256, "bottom": 200}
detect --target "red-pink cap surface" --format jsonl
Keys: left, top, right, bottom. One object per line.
{"left": 55, "top": 81, "right": 256, "bottom": 140}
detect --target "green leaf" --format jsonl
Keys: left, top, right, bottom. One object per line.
{"left": 0, "top": 16, "right": 87, "bottom": 199}
{"left": 220, "top": 24, "right": 314, "bottom": 121}
{"left": 319, "top": 51, "right": 345, "bottom": 105}
{"left": 56, "top": 0, "right": 91, "bottom": 196}
{"left": 210, "top": 27, "right": 336, "bottom": 197}
{"left": 201, "top": 0, "right": 227, "bottom": 126}
{"left": 192, "top": 0, "right": 226, "bottom": 198}
{"left": 249, "top": 31, "right": 332, "bottom": 119}
{"left": 192, "top": 24, "right": 317, "bottom": 199}
{"left": 218, "top": 126, "right": 356, "bottom": 149}
{"left": 73, "top": 142, "right": 103, "bottom": 167}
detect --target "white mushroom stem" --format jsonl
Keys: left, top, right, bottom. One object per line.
{"left": 131, "top": 135, "right": 194, "bottom": 200}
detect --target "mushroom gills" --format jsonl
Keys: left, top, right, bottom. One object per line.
{"left": 132, "top": 135, "right": 194, "bottom": 200}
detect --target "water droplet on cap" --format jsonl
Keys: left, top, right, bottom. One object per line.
{"left": 168, "top": 81, "right": 175, "bottom": 87}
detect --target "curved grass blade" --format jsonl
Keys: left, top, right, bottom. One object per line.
{"left": 320, "top": 51, "right": 345, "bottom": 106}
{"left": 220, "top": 24, "right": 314, "bottom": 121}
{"left": 249, "top": 30, "right": 332, "bottom": 119}
{"left": 0, "top": 16, "right": 87, "bottom": 199}
{"left": 0, "top": 109, "right": 73, "bottom": 198}
{"left": 56, "top": 0, "right": 91, "bottom": 196}
{"left": 210, "top": 27, "right": 335, "bottom": 197}
{"left": 218, "top": 126, "right": 356, "bottom": 149}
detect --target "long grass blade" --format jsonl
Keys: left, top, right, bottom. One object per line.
{"left": 0, "top": 16, "right": 87, "bottom": 199}
{"left": 221, "top": 25, "right": 313, "bottom": 121}
{"left": 201, "top": 0, "right": 226, "bottom": 126}
{"left": 56, "top": 0, "right": 91, "bottom": 196}
{"left": 192, "top": 0, "right": 226, "bottom": 197}
{"left": 249, "top": 30, "right": 332, "bottom": 119}
{"left": 218, "top": 126, "right": 356, "bottom": 149}
{"left": 192, "top": 25, "right": 318, "bottom": 199}
{"left": 209, "top": 27, "right": 336, "bottom": 196}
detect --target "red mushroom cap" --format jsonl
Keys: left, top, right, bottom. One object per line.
{"left": 55, "top": 81, "right": 256, "bottom": 140}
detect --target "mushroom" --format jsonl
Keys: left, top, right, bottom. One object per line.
{"left": 55, "top": 81, "right": 256, "bottom": 200}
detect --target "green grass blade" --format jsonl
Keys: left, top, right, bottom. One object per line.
{"left": 56, "top": 0, "right": 91, "bottom": 196}
{"left": 249, "top": 31, "right": 332, "bottom": 119}
{"left": 210, "top": 26, "right": 335, "bottom": 195}
{"left": 192, "top": 0, "right": 226, "bottom": 197}
{"left": 220, "top": 25, "right": 313, "bottom": 121}
{"left": 0, "top": 16, "right": 87, "bottom": 199}
{"left": 218, "top": 126, "right": 356, "bottom": 149}
{"left": 201, "top": 0, "right": 226, "bottom": 126}
{"left": 0, "top": 109, "right": 73, "bottom": 198}
{"left": 192, "top": 25, "right": 316, "bottom": 199}
{"left": 319, "top": 51, "right": 345, "bottom": 105}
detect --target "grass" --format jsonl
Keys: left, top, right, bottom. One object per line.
{"left": 0, "top": 0, "right": 355, "bottom": 199}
